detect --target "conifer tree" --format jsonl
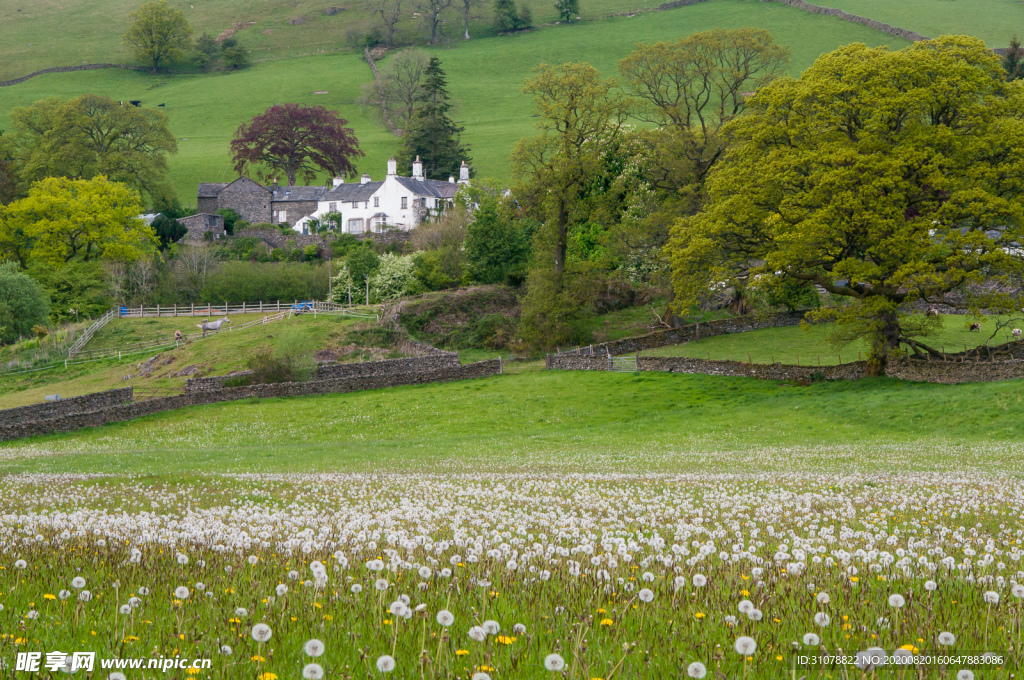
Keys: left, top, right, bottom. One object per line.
{"left": 398, "top": 58, "right": 471, "bottom": 180}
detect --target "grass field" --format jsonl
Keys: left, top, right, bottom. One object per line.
{"left": 0, "top": 0, "right": 910, "bottom": 201}
{"left": 642, "top": 314, "right": 1022, "bottom": 365}
{"left": 811, "top": 0, "right": 1022, "bottom": 46}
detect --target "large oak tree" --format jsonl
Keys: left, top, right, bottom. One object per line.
{"left": 123, "top": 0, "right": 193, "bottom": 73}
{"left": 668, "top": 36, "right": 1024, "bottom": 374}
{"left": 230, "top": 104, "right": 364, "bottom": 186}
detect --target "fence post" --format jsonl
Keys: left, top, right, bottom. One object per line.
{"left": 498, "top": 356, "right": 503, "bottom": 375}
{"left": 208, "top": 303, "right": 211, "bottom": 316}
{"left": 242, "top": 301, "right": 246, "bottom": 314}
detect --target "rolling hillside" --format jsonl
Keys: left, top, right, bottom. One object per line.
{"left": 0, "top": 0, "right": 911, "bottom": 202}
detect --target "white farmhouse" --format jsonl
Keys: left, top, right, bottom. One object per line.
{"left": 295, "top": 156, "right": 469, "bottom": 234}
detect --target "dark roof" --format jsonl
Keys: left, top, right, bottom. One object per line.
{"left": 323, "top": 182, "right": 383, "bottom": 203}
{"left": 395, "top": 177, "right": 459, "bottom": 199}
{"left": 271, "top": 186, "right": 329, "bottom": 202}
{"left": 197, "top": 183, "right": 229, "bottom": 198}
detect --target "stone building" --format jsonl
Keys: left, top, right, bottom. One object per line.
{"left": 195, "top": 157, "right": 469, "bottom": 233}
{"left": 179, "top": 213, "right": 225, "bottom": 242}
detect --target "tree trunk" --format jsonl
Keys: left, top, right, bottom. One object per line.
{"left": 554, "top": 199, "right": 567, "bottom": 275}
{"left": 286, "top": 167, "right": 297, "bottom": 186}
{"left": 866, "top": 309, "right": 901, "bottom": 377}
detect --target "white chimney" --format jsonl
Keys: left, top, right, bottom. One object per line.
{"left": 412, "top": 155, "right": 424, "bottom": 180}
{"left": 387, "top": 157, "right": 397, "bottom": 176}
{"left": 332, "top": 176, "right": 343, "bottom": 187}
{"left": 448, "top": 175, "right": 455, "bottom": 184}
{"left": 360, "top": 173, "right": 371, "bottom": 184}
{"left": 458, "top": 160, "right": 470, "bottom": 185}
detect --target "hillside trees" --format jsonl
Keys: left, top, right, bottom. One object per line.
{"left": 668, "top": 36, "right": 1024, "bottom": 375}
{"left": 360, "top": 49, "right": 428, "bottom": 136}
{"left": 494, "top": 0, "right": 530, "bottom": 32}
{"left": 124, "top": 0, "right": 194, "bottom": 73}
{"left": 8, "top": 94, "right": 178, "bottom": 207}
{"left": 465, "top": 193, "right": 534, "bottom": 285}
{"left": 0, "top": 262, "right": 50, "bottom": 345}
{"left": 5, "top": 177, "right": 154, "bottom": 266}
{"left": 555, "top": 0, "right": 579, "bottom": 22}
{"left": 1003, "top": 36, "right": 1024, "bottom": 80}
{"left": 417, "top": 0, "right": 455, "bottom": 44}
{"left": 398, "top": 58, "right": 471, "bottom": 179}
{"left": 231, "top": 104, "right": 364, "bottom": 186}
{"left": 0, "top": 133, "right": 19, "bottom": 205}
{"left": 460, "top": 0, "right": 482, "bottom": 38}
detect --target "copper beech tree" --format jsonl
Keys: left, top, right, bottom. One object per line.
{"left": 230, "top": 104, "right": 364, "bottom": 186}
{"left": 668, "top": 37, "right": 1024, "bottom": 375}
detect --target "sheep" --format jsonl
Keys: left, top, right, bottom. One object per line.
{"left": 1013, "top": 329, "right": 1022, "bottom": 340}
{"left": 969, "top": 322, "right": 981, "bottom": 331}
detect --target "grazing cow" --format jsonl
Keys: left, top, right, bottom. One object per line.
{"left": 196, "top": 316, "right": 230, "bottom": 337}
{"left": 969, "top": 322, "right": 981, "bottom": 331}
{"left": 1014, "top": 329, "right": 1022, "bottom": 340}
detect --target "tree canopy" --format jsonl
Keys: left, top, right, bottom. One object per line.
{"left": 667, "top": 36, "right": 1024, "bottom": 374}
{"left": 8, "top": 94, "right": 177, "bottom": 207}
{"left": 398, "top": 58, "right": 471, "bottom": 179}
{"left": 124, "top": 0, "right": 193, "bottom": 73}
{"left": 231, "top": 104, "right": 364, "bottom": 186}
{"left": 4, "top": 176, "right": 155, "bottom": 267}
{"left": 0, "top": 261, "right": 50, "bottom": 345}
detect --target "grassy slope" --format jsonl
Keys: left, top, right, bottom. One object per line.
{"left": 0, "top": 313, "right": 364, "bottom": 407}
{"left": 808, "top": 0, "right": 1022, "bottom": 46}
{"left": 0, "top": 1, "right": 909, "bottom": 200}
{"left": 1, "top": 369, "right": 1023, "bottom": 476}
{"left": 642, "top": 313, "right": 1021, "bottom": 364}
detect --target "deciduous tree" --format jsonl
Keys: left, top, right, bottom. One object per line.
{"left": 668, "top": 36, "right": 1024, "bottom": 374}
{"left": 554, "top": 0, "right": 579, "bottom": 23}
{"left": 124, "top": 0, "right": 193, "bottom": 73}
{"left": 377, "top": 0, "right": 404, "bottom": 48}
{"left": 9, "top": 94, "right": 177, "bottom": 206}
{"left": 0, "top": 261, "right": 50, "bottom": 345}
{"left": 231, "top": 104, "right": 364, "bottom": 186}
{"left": 416, "top": 0, "right": 454, "bottom": 44}
{"left": 7, "top": 176, "right": 155, "bottom": 266}
{"left": 360, "top": 49, "right": 428, "bottom": 136}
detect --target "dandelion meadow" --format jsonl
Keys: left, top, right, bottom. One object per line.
{"left": 2, "top": 372, "right": 1024, "bottom": 677}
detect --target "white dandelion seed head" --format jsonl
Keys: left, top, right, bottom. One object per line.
{"left": 248, "top": 555, "right": 258, "bottom": 565}
{"left": 639, "top": 588, "right": 654, "bottom": 603}
{"left": 816, "top": 592, "right": 830, "bottom": 604}
{"left": 957, "top": 671, "right": 975, "bottom": 680}
{"left": 687, "top": 661, "right": 707, "bottom": 679}
{"left": 814, "top": 612, "right": 830, "bottom": 627}
{"left": 984, "top": 591, "right": 1000, "bottom": 604}
{"left": 219, "top": 645, "right": 232, "bottom": 656}
{"left": 748, "top": 608, "right": 763, "bottom": 621}
{"left": 738, "top": 599, "right": 754, "bottom": 614}
{"left": 304, "top": 639, "right": 325, "bottom": 657}
{"left": 803, "top": 633, "right": 820, "bottom": 646}
{"left": 437, "top": 610, "right": 455, "bottom": 627}
{"left": 468, "top": 626, "right": 486, "bottom": 642}
{"left": 302, "top": 663, "right": 324, "bottom": 680}
{"left": 71, "top": 577, "right": 85, "bottom": 589}
{"left": 174, "top": 586, "right": 190, "bottom": 599}
{"left": 544, "top": 654, "right": 566, "bottom": 671}
{"left": 888, "top": 594, "right": 906, "bottom": 608}
{"left": 513, "top": 623, "right": 526, "bottom": 634}
{"left": 734, "top": 636, "right": 757, "bottom": 656}
{"left": 938, "top": 632, "right": 956, "bottom": 646}
{"left": 418, "top": 566, "right": 432, "bottom": 579}
{"left": 375, "top": 578, "right": 389, "bottom": 592}
{"left": 78, "top": 590, "right": 92, "bottom": 602}
{"left": 472, "top": 673, "right": 491, "bottom": 680}
{"left": 350, "top": 584, "right": 363, "bottom": 594}
{"left": 482, "top": 620, "right": 500, "bottom": 635}
{"left": 924, "top": 580, "right": 938, "bottom": 591}
{"left": 109, "top": 674, "right": 127, "bottom": 680}
{"left": 276, "top": 584, "right": 288, "bottom": 597}
{"left": 693, "top": 574, "right": 707, "bottom": 587}
{"left": 14, "top": 560, "right": 27, "bottom": 570}
{"left": 375, "top": 655, "right": 396, "bottom": 673}
{"left": 251, "top": 623, "right": 272, "bottom": 642}
{"left": 119, "top": 605, "right": 131, "bottom": 615}
{"left": 177, "top": 554, "right": 189, "bottom": 565}
{"left": 1013, "top": 584, "right": 1024, "bottom": 599}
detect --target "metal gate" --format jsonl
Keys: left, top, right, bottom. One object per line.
{"left": 609, "top": 356, "right": 638, "bottom": 372}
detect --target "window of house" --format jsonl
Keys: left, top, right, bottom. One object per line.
{"left": 365, "top": 201, "right": 369, "bottom": 209}
{"left": 348, "top": 218, "right": 364, "bottom": 232}
{"left": 374, "top": 196, "right": 380, "bottom": 207}
{"left": 279, "top": 210, "right": 287, "bottom": 223}
{"left": 329, "top": 202, "right": 336, "bottom": 212}
{"left": 401, "top": 197, "right": 408, "bottom": 209}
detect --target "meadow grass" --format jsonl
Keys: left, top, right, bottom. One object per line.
{"left": 641, "top": 314, "right": 1023, "bottom": 365}
{"left": 809, "top": 0, "right": 1022, "bottom": 46}
{"left": 3, "top": 369, "right": 1024, "bottom": 476}
{"left": 0, "top": 0, "right": 910, "bottom": 201}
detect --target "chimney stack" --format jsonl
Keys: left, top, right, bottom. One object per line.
{"left": 448, "top": 175, "right": 455, "bottom": 184}
{"left": 272, "top": 178, "right": 279, "bottom": 191}
{"left": 360, "top": 173, "right": 371, "bottom": 184}
{"left": 412, "top": 156, "right": 424, "bottom": 180}
{"left": 332, "top": 176, "right": 343, "bottom": 187}
{"left": 458, "top": 161, "right": 470, "bottom": 185}
{"left": 387, "top": 157, "right": 397, "bottom": 176}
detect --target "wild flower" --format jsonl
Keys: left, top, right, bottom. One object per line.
{"left": 513, "top": 623, "right": 526, "bottom": 634}
{"left": 544, "top": 654, "right": 566, "bottom": 671}
{"left": 468, "top": 626, "right": 486, "bottom": 642}
{"left": 174, "top": 587, "right": 190, "bottom": 599}
{"left": 957, "top": 671, "right": 975, "bottom": 680}
{"left": 984, "top": 591, "right": 1000, "bottom": 604}
{"left": 738, "top": 600, "right": 754, "bottom": 614}
{"left": 219, "top": 646, "right": 232, "bottom": 655}
{"left": 351, "top": 584, "right": 363, "bottom": 594}
{"left": 802, "top": 633, "right": 819, "bottom": 646}
{"left": 925, "top": 580, "right": 938, "bottom": 591}
{"left": 693, "top": 574, "right": 707, "bottom": 587}
{"left": 472, "top": 673, "right": 491, "bottom": 680}
{"left": 248, "top": 556, "right": 258, "bottom": 565}
{"left": 418, "top": 566, "right": 432, "bottom": 579}
{"left": 639, "top": 588, "right": 654, "bottom": 603}
{"left": 814, "top": 612, "right": 830, "bottom": 627}
{"left": 71, "top": 577, "right": 86, "bottom": 589}
{"left": 375, "top": 655, "right": 396, "bottom": 673}
{"left": 687, "top": 662, "right": 707, "bottom": 679}
{"left": 437, "top": 610, "right": 455, "bottom": 627}
{"left": 888, "top": 594, "right": 906, "bottom": 608}
{"left": 302, "top": 663, "right": 324, "bottom": 679}
{"left": 816, "top": 593, "right": 830, "bottom": 604}
{"left": 276, "top": 584, "right": 288, "bottom": 596}
{"left": 119, "top": 605, "right": 131, "bottom": 615}
{"left": 1013, "top": 584, "right": 1024, "bottom": 599}
{"left": 938, "top": 632, "right": 956, "bottom": 646}
{"left": 482, "top": 620, "right": 500, "bottom": 635}
{"left": 734, "top": 637, "right": 756, "bottom": 655}
{"left": 374, "top": 579, "right": 389, "bottom": 592}
{"left": 14, "top": 560, "right": 27, "bottom": 570}
{"left": 79, "top": 590, "right": 92, "bottom": 602}
{"left": 251, "top": 623, "right": 273, "bottom": 642}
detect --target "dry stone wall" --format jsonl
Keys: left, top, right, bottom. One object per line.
{"left": 312, "top": 353, "right": 459, "bottom": 380}
{"left": 762, "top": 0, "right": 930, "bottom": 41}
{"left": 0, "top": 360, "right": 500, "bottom": 442}
{"left": 885, "top": 358, "right": 1024, "bottom": 384}
{"left": 0, "top": 388, "right": 133, "bottom": 426}
{"left": 0, "top": 64, "right": 147, "bottom": 88}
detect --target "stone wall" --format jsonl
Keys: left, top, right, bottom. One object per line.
{"left": 184, "top": 372, "right": 253, "bottom": 393}
{"left": 233, "top": 227, "right": 410, "bottom": 250}
{"left": 555, "top": 312, "right": 806, "bottom": 357}
{"left": 180, "top": 214, "right": 225, "bottom": 242}
{"left": 0, "top": 360, "right": 501, "bottom": 442}
{"left": 639, "top": 357, "right": 868, "bottom": 380}
{"left": 0, "top": 63, "right": 147, "bottom": 88}
{"left": 313, "top": 353, "right": 459, "bottom": 380}
{"left": 762, "top": 0, "right": 930, "bottom": 41}
{"left": 659, "top": 0, "right": 705, "bottom": 8}
{"left": 219, "top": 178, "right": 272, "bottom": 224}
{"left": 0, "top": 388, "right": 133, "bottom": 426}
{"left": 197, "top": 197, "right": 219, "bottom": 215}
{"left": 885, "top": 358, "right": 1024, "bottom": 384}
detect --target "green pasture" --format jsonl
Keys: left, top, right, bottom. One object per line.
{"left": 0, "top": 313, "right": 367, "bottom": 407}
{"left": 3, "top": 368, "right": 1024, "bottom": 476}
{"left": 0, "top": 0, "right": 910, "bottom": 202}
{"left": 642, "top": 314, "right": 1023, "bottom": 364}
{"left": 811, "top": 0, "right": 1022, "bottom": 46}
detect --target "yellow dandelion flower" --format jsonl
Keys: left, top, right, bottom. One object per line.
{"left": 251, "top": 655, "right": 266, "bottom": 663}
{"left": 695, "top": 612, "right": 705, "bottom": 619}
{"left": 43, "top": 594, "right": 56, "bottom": 600}
{"left": 186, "top": 668, "right": 202, "bottom": 675}
{"left": 495, "top": 636, "right": 516, "bottom": 645}
{"left": 259, "top": 674, "right": 277, "bottom": 680}
{"left": 455, "top": 650, "right": 469, "bottom": 656}
{"left": 600, "top": 618, "right": 614, "bottom": 626}
{"left": 596, "top": 608, "right": 606, "bottom": 614}
{"left": 740, "top": 590, "right": 750, "bottom": 597}
{"left": 383, "top": 619, "right": 392, "bottom": 625}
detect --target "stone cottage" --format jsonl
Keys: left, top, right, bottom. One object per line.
{"left": 195, "top": 157, "right": 469, "bottom": 233}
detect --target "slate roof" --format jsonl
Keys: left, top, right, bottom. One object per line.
{"left": 197, "top": 183, "right": 229, "bottom": 198}
{"left": 395, "top": 177, "right": 459, "bottom": 199}
{"left": 271, "top": 186, "right": 329, "bottom": 202}
{"left": 322, "top": 182, "right": 384, "bottom": 203}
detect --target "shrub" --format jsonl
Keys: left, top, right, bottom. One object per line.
{"left": 371, "top": 253, "right": 419, "bottom": 301}
{"left": 244, "top": 325, "right": 316, "bottom": 384}
{"left": 0, "top": 262, "right": 51, "bottom": 345}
